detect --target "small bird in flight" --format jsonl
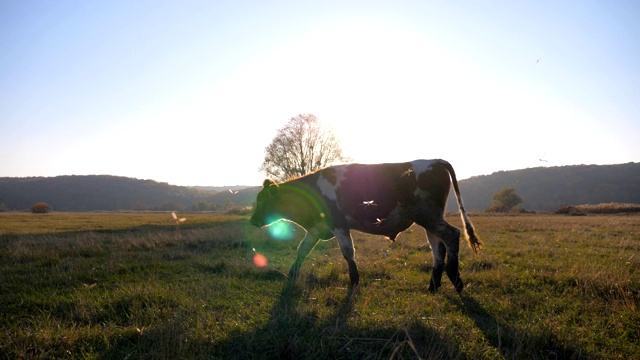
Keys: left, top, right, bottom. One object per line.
{"left": 401, "top": 168, "right": 414, "bottom": 177}
{"left": 229, "top": 189, "right": 239, "bottom": 195}
{"left": 361, "top": 200, "right": 378, "bottom": 207}
{"left": 171, "top": 212, "right": 186, "bottom": 224}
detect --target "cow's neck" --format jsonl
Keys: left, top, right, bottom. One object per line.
{"left": 279, "top": 179, "right": 327, "bottom": 230}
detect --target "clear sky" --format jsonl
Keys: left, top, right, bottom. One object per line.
{"left": 2, "top": 1, "right": 639, "bottom": 186}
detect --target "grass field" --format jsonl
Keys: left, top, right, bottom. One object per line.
{"left": 1, "top": 212, "right": 638, "bottom": 359}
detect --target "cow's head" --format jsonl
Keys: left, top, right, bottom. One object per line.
{"left": 250, "top": 179, "right": 285, "bottom": 227}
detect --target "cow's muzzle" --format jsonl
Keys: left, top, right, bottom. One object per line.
{"left": 249, "top": 216, "right": 262, "bottom": 227}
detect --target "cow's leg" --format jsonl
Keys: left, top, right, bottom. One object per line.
{"left": 289, "top": 229, "right": 321, "bottom": 280}
{"left": 420, "top": 219, "right": 464, "bottom": 293}
{"left": 438, "top": 222, "right": 464, "bottom": 293}
{"left": 334, "top": 228, "right": 359, "bottom": 286}
{"left": 426, "top": 230, "right": 446, "bottom": 293}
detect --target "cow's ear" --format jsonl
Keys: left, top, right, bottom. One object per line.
{"left": 268, "top": 183, "right": 279, "bottom": 195}
{"left": 262, "top": 179, "right": 276, "bottom": 188}
{"left": 263, "top": 179, "right": 279, "bottom": 195}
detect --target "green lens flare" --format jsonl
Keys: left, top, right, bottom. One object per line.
{"left": 266, "top": 219, "right": 295, "bottom": 241}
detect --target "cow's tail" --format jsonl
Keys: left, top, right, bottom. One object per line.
{"left": 442, "top": 160, "right": 482, "bottom": 254}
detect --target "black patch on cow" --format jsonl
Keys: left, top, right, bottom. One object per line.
{"left": 329, "top": 163, "right": 417, "bottom": 234}
{"left": 321, "top": 168, "right": 337, "bottom": 185}
{"left": 417, "top": 163, "right": 450, "bottom": 211}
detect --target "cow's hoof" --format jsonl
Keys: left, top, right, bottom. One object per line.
{"left": 454, "top": 279, "right": 464, "bottom": 294}
{"left": 428, "top": 284, "right": 438, "bottom": 294}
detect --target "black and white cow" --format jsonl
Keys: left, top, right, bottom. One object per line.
{"left": 250, "top": 159, "right": 481, "bottom": 293}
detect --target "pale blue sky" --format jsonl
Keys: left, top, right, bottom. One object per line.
{"left": 1, "top": 1, "right": 638, "bottom": 186}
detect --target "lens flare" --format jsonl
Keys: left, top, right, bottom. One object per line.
{"left": 253, "top": 253, "right": 268, "bottom": 267}
{"left": 266, "top": 219, "right": 296, "bottom": 241}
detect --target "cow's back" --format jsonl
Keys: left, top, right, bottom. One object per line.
{"left": 318, "top": 161, "right": 428, "bottom": 235}
{"left": 335, "top": 162, "right": 417, "bottom": 212}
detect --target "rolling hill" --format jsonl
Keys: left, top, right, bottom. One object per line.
{"left": 0, "top": 175, "right": 257, "bottom": 212}
{"left": 1, "top": 163, "right": 638, "bottom": 212}
{"left": 447, "top": 162, "right": 640, "bottom": 212}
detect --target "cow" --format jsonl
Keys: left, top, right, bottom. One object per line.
{"left": 250, "top": 159, "right": 481, "bottom": 293}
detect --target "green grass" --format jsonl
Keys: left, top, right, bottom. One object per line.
{"left": 0, "top": 213, "right": 638, "bottom": 359}
{"left": 0, "top": 212, "right": 246, "bottom": 235}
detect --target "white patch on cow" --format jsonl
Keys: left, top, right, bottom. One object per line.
{"left": 410, "top": 159, "right": 437, "bottom": 176}
{"left": 333, "top": 227, "right": 355, "bottom": 260}
{"left": 411, "top": 159, "right": 440, "bottom": 198}
{"left": 426, "top": 231, "right": 445, "bottom": 263}
{"left": 317, "top": 165, "right": 347, "bottom": 202}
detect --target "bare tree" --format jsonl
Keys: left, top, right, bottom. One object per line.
{"left": 260, "top": 114, "right": 350, "bottom": 182}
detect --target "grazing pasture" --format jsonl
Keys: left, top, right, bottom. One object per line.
{"left": 0, "top": 212, "right": 638, "bottom": 359}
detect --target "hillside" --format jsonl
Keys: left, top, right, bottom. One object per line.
{"left": 1, "top": 163, "right": 637, "bottom": 212}
{"left": 0, "top": 175, "right": 258, "bottom": 212}
{"left": 447, "top": 162, "right": 640, "bottom": 212}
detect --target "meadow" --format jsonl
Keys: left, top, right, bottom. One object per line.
{"left": 0, "top": 212, "right": 638, "bottom": 359}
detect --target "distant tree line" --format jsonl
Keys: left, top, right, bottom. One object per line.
{"left": 555, "top": 203, "right": 640, "bottom": 215}
{"left": 0, "top": 175, "right": 258, "bottom": 212}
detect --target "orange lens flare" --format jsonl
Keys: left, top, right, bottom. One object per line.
{"left": 253, "top": 253, "right": 268, "bottom": 267}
